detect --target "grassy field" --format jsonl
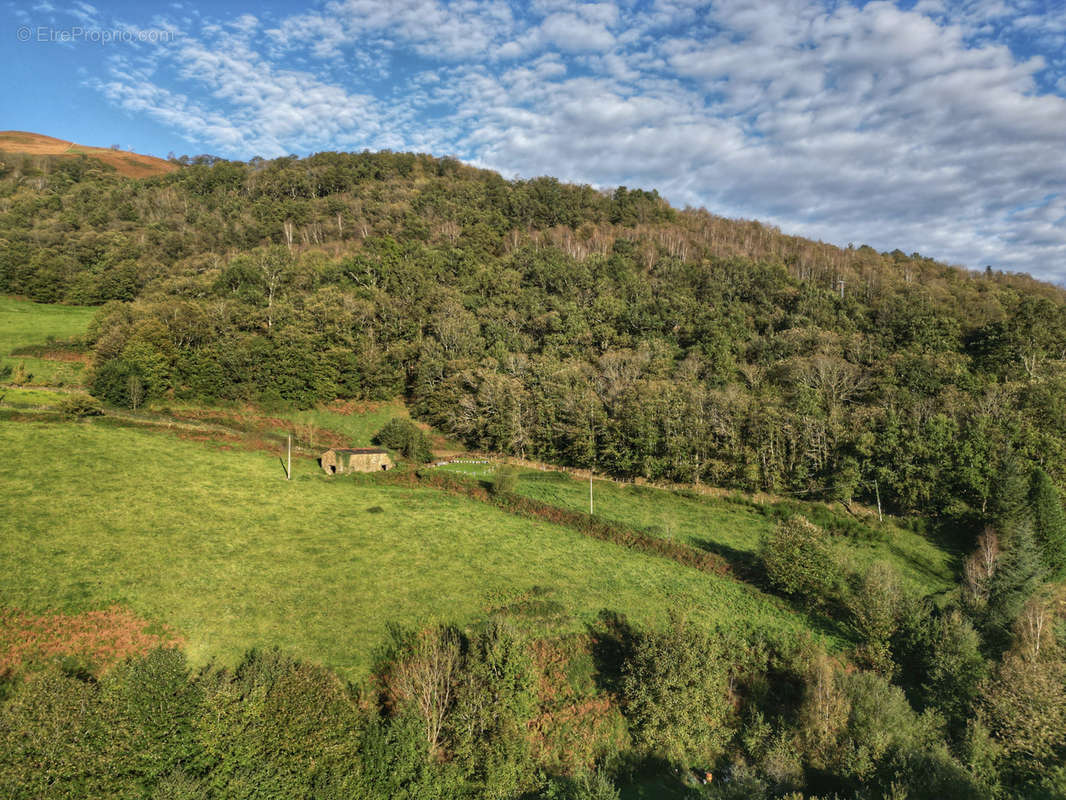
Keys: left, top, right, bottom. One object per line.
{"left": 0, "top": 295, "right": 94, "bottom": 387}
{"left": 0, "top": 386, "right": 73, "bottom": 408}
{"left": 0, "top": 421, "right": 825, "bottom": 679}
{"left": 486, "top": 468, "right": 955, "bottom": 595}
{"left": 0, "top": 296, "right": 952, "bottom": 687}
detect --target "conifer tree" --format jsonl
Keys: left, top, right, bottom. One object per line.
{"left": 1028, "top": 467, "right": 1066, "bottom": 576}
{"left": 984, "top": 523, "right": 1045, "bottom": 653}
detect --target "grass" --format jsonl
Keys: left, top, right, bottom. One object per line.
{"left": 0, "top": 387, "right": 72, "bottom": 408}
{"left": 0, "top": 421, "right": 825, "bottom": 679}
{"left": 505, "top": 469, "right": 955, "bottom": 595}
{"left": 436, "top": 460, "right": 496, "bottom": 480}
{"left": 0, "top": 296, "right": 94, "bottom": 387}
{"left": 0, "top": 296, "right": 95, "bottom": 351}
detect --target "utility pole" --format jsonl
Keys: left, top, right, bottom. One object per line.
{"left": 874, "top": 480, "right": 883, "bottom": 523}
{"left": 287, "top": 433, "right": 292, "bottom": 480}
{"left": 837, "top": 279, "right": 845, "bottom": 300}
{"left": 589, "top": 472, "right": 594, "bottom": 515}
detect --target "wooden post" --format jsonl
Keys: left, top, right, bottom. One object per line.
{"left": 589, "top": 472, "right": 594, "bottom": 515}
{"left": 287, "top": 434, "right": 292, "bottom": 481}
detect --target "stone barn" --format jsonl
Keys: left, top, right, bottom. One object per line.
{"left": 321, "top": 447, "right": 394, "bottom": 474}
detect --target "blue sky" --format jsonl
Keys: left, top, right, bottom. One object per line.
{"left": 3, "top": 0, "right": 1065, "bottom": 282}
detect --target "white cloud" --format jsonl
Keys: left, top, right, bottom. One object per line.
{"left": 539, "top": 12, "right": 616, "bottom": 52}
{"left": 86, "top": 0, "right": 1066, "bottom": 282}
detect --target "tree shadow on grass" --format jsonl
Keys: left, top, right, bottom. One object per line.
{"left": 585, "top": 609, "right": 639, "bottom": 696}
{"left": 692, "top": 539, "right": 857, "bottom": 645}
{"left": 691, "top": 538, "right": 760, "bottom": 581}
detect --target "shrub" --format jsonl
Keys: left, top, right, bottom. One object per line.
{"left": 60, "top": 393, "right": 103, "bottom": 419}
{"left": 90, "top": 358, "right": 144, "bottom": 408}
{"left": 10, "top": 361, "right": 30, "bottom": 385}
{"left": 374, "top": 418, "right": 433, "bottom": 463}
{"left": 798, "top": 658, "right": 981, "bottom": 799}
{"left": 846, "top": 562, "right": 902, "bottom": 674}
{"left": 760, "top": 516, "right": 843, "bottom": 608}
{"left": 621, "top": 616, "right": 734, "bottom": 765}
{"left": 492, "top": 464, "right": 521, "bottom": 495}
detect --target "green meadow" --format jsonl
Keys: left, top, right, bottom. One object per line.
{"left": 0, "top": 421, "right": 821, "bottom": 679}
{"left": 0, "top": 296, "right": 955, "bottom": 682}
{"left": 0, "top": 295, "right": 94, "bottom": 386}
{"left": 505, "top": 468, "right": 955, "bottom": 595}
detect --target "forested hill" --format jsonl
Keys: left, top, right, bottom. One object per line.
{"left": 3, "top": 144, "right": 1066, "bottom": 521}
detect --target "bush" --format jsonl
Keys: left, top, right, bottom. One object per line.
{"left": 60, "top": 393, "right": 103, "bottom": 419}
{"left": 373, "top": 418, "right": 433, "bottom": 463}
{"left": 621, "top": 616, "right": 734, "bottom": 765}
{"left": 760, "top": 516, "right": 843, "bottom": 608}
{"left": 90, "top": 358, "right": 144, "bottom": 408}
{"left": 492, "top": 464, "right": 521, "bottom": 495}
{"left": 846, "top": 562, "right": 902, "bottom": 674}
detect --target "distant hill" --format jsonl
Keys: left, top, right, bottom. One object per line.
{"left": 0, "top": 130, "right": 175, "bottom": 179}
{"left": 2, "top": 145, "right": 1065, "bottom": 520}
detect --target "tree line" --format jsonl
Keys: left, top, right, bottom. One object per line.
{"left": 3, "top": 147, "right": 1065, "bottom": 519}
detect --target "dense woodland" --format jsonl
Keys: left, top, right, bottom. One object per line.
{"left": 2, "top": 147, "right": 1066, "bottom": 797}
{"left": 3, "top": 149, "right": 1066, "bottom": 521}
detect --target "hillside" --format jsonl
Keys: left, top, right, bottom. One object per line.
{"left": 2, "top": 144, "right": 1066, "bottom": 798}
{"left": 2, "top": 145, "right": 1063, "bottom": 523}
{"left": 0, "top": 131, "right": 175, "bottom": 179}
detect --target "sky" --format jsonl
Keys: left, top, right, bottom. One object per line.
{"left": 2, "top": 0, "right": 1065, "bottom": 283}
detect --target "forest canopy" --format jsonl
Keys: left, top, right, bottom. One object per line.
{"left": 2, "top": 147, "right": 1065, "bottom": 524}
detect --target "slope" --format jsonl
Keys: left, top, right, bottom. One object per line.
{"left": 0, "top": 130, "right": 176, "bottom": 178}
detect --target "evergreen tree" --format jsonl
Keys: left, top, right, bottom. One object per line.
{"left": 983, "top": 524, "right": 1045, "bottom": 653}
{"left": 1028, "top": 467, "right": 1066, "bottom": 576}
{"left": 988, "top": 454, "right": 1031, "bottom": 534}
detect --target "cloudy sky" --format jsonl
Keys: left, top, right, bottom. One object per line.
{"left": 3, "top": 0, "right": 1066, "bottom": 282}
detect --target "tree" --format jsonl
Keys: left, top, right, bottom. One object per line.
{"left": 988, "top": 454, "right": 1031, "bottom": 533}
{"left": 374, "top": 418, "right": 433, "bottom": 463}
{"left": 847, "top": 562, "right": 901, "bottom": 674}
{"left": 621, "top": 616, "right": 733, "bottom": 765}
{"left": 920, "top": 611, "right": 986, "bottom": 736}
{"left": 90, "top": 358, "right": 144, "bottom": 408}
{"left": 1028, "top": 467, "right": 1066, "bottom": 576}
{"left": 253, "top": 246, "right": 293, "bottom": 329}
{"left": 983, "top": 524, "right": 1045, "bottom": 653}
{"left": 981, "top": 626, "right": 1066, "bottom": 783}
{"left": 962, "top": 528, "right": 1000, "bottom": 611}
{"left": 491, "top": 464, "right": 520, "bottom": 495}
{"left": 127, "top": 373, "right": 144, "bottom": 411}
{"left": 389, "top": 625, "right": 465, "bottom": 760}
{"left": 760, "top": 516, "right": 842, "bottom": 609}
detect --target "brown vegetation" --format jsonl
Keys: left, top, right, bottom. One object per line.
{"left": 527, "top": 637, "right": 628, "bottom": 773}
{"left": 0, "top": 606, "right": 182, "bottom": 676}
{"left": 0, "top": 131, "right": 175, "bottom": 179}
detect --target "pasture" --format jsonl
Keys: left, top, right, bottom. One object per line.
{"left": 0, "top": 295, "right": 94, "bottom": 387}
{"left": 506, "top": 468, "right": 956, "bottom": 595}
{"left": 0, "top": 421, "right": 821, "bottom": 679}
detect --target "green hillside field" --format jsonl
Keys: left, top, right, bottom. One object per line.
{"left": 0, "top": 420, "right": 827, "bottom": 679}
{"left": 0, "top": 296, "right": 957, "bottom": 680}
{"left": 508, "top": 468, "right": 956, "bottom": 595}
{"left": 0, "top": 295, "right": 94, "bottom": 386}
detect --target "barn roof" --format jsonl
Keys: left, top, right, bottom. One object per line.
{"left": 333, "top": 448, "right": 390, "bottom": 455}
